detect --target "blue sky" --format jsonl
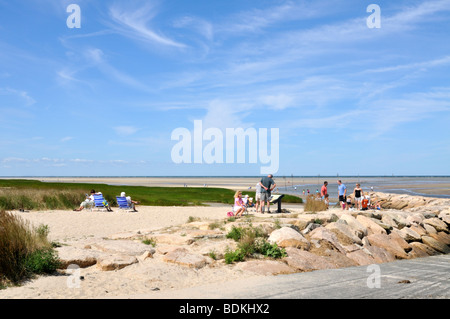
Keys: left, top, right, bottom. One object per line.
{"left": 0, "top": 0, "right": 449, "bottom": 177}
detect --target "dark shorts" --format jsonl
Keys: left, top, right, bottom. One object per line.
{"left": 339, "top": 195, "right": 346, "bottom": 202}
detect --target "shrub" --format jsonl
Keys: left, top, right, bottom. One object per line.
{"left": 208, "top": 250, "right": 217, "bottom": 260}
{"left": 187, "top": 216, "right": 201, "bottom": 223}
{"left": 224, "top": 224, "right": 284, "bottom": 264}
{"left": 24, "top": 248, "right": 60, "bottom": 275}
{"left": 304, "top": 195, "right": 328, "bottom": 212}
{"left": 256, "top": 240, "right": 286, "bottom": 259}
{"left": 226, "top": 226, "right": 244, "bottom": 241}
{"left": 224, "top": 247, "right": 246, "bottom": 264}
{"left": 0, "top": 211, "right": 60, "bottom": 286}
{"left": 142, "top": 238, "right": 156, "bottom": 247}
{"left": 208, "top": 221, "right": 221, "bottom": 230}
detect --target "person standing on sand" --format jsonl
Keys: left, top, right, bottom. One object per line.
{"left": 255, "top": 182, "right": 262, "bottom": 213}
{"left": 259, "top": 174, "right": 276, "bottom": 214}
{"left": 337, "top": 180, "right": 347, "bottom": 210}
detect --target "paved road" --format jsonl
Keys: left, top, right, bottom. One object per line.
{"left": 150, "top": 254, "right": 450, "bottom": 299}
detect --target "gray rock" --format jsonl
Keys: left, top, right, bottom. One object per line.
{"left": 236, "top": 260, "right": 296, "bottom": 276}
{"left": 162, "top": 248, "right": 207, "bottom": 269}
{"left": 301, "top": 222, "right": 321, "bottom": 235}
{"left": 393, "top": 227, "right": 421, "bottom": 243}
{"left": 56, "top": 246, "right": 104, "bottom": 269}
{"left": 325, "top": 222, "right": 362, "bottom": 245}
{"left": 309, "top": 227, "right": 346, "bottom": 254}
{"left": 96, "top": 255, "right": 138, "bottom": 271}
{"left": 366, "top": 233, "right": 409, "bottom": 259}
{"left": 90, "top": 239, "right": 154, "bottom": 256}
{"left": 381, "top": 214, "right": 398, "bottom": 229}
{"left": 268, "top": 227, "right": 310, "bottom": 249}
{"left": 408, "top": 242, "right": 439, "bottom": 258}
{"left": 364, "top": 245, "right": 396, "bottom": 263}
{"left": 356, "top": 215, "right": 387, "bottom": 235}
{"left": 346, "top": 249, "right": 376, "bottom": 266}
{"left": 284, "top": 248, "right": 335, "bottom": 271}
{"left": 423, "top": 218, "right": 448, "bottom": 232}
{"left": 421, "top": 236, "right": 450, "bottom": 254}
{"left": 339, "top": 214, "right": 368, "bottom": 238}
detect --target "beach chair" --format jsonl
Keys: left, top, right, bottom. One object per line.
{"left": 232, "top": 203, "right": 248, "bottom": 216}
{"left": 116, "top": 196, "right": 134, "bottom": 213}
{"left": 93, "top": 194, "right": 107, "bottom": 211}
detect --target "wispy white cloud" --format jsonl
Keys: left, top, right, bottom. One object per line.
{"left": 108, "top": 2, "right": 186, "bottom": 48}
{"left": 362, "top": 56, "right": 450, "bottom": 74}
{"left": 113, "top": 126, "right": 139, "bottom": 136}
{"left": 285, "top": 86, "right": 450, "bottom": 138}
{"left": 260, "top": 94, "right": 294, "bottom": 110}
{"left": 173, "top": 16, "right": 213, "bottom": 41}
{"left": 83, "top": 48, "right": 154, "bottom": 92}
{"left": 0, "top": 87, "right": 36, "bottom": 106}
{"left": 219, "top": 0, "right": 336, "bottom": 34}
{"left": 60, "top": 136, "right": 74, "bottom": 142}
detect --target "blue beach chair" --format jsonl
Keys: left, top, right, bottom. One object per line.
{"left": 116, "top": 196, "right": 134, "bottom": 213}
{"left": 93, "top": 194, "right": 109, "bottom": 211}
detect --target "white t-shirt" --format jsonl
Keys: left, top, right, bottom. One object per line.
{"left": 255, "top": 183, "right": 262, "bottom": 194}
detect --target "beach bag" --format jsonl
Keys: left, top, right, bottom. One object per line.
{"left": 227, "top": 211, "right": 234, "bottom": 217}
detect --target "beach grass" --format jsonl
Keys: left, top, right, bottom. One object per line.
{"left": 0, "top": 179, "right": 302, "bottom": 211}
{"left": 304, "top": 194, "right": 328, "bottom": 212}
{"left": 0, "top": 210, "right": 60, "bottom": 287}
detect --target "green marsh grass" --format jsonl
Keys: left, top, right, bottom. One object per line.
{"left": 0, "top": 179, "right": 302, "bottom": 211}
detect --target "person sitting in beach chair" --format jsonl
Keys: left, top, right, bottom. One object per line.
{"left": 117, "top": 192, "right": 139, "bottom": 212}
{"left": 247, "top": 197, "right": 254, "bottom": 208}
{"left": 74, "top": 189, "right": 96, "bottom": 211}
{"left": 94, "top": 192, "right": 113, "bottom": 212}
{"left": 233, "top": 191, "right": 246, "bottom": 217}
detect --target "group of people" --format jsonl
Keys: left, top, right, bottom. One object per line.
{"left": 301, "top": 180, "right": 381, "bottom": 211}
{"left": 74, "top": 189, "right": 139, "bottom": 212}
{"left": 233, "top": 174, "right": 277, "bottom": 217}
{"left": 337, "top": 180, "right": 381, "bottom": 211}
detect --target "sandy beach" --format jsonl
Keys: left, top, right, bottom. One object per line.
{"left": 1, "top": 177, "right": 449, "bottom": 300}
{"left": 0, "top": 204, "right": 302, "bottom": 299}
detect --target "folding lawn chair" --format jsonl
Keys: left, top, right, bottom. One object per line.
{"left": 93, "top": 194, "right": 108, "bottom": 211}
{"left": 116, "top": 196, "right": 134, "bottom": 213}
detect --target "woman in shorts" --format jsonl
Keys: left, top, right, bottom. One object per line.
{"left": 353, "top": 183, "right": 364, "bottom": 210}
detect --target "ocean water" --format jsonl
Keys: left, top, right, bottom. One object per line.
{"left": 276, "top": 176, "right": 450, "bottom": 199}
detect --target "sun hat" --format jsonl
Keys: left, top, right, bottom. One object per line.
{"left": 121, "top": 192, "right": 126, "bottom": 197}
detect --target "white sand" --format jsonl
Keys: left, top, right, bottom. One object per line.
{"left": 1, "top": 205, "right": 296, "bottom": 299}
{"left": 0, "top": 177, "right": 309, "bottom": 299}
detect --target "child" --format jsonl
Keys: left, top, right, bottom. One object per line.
{"left": 346, "top": 197, "right": 352, "bottom": 210}
{"left": 361, "top": 196, "right": 369, "bottom": 211}
{"left": 324, "top": 194, "right": 329, "bottom": 209}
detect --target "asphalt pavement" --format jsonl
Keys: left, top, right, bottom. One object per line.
{"left": 152, "top": 254, "right": 450, "bottom": 299}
